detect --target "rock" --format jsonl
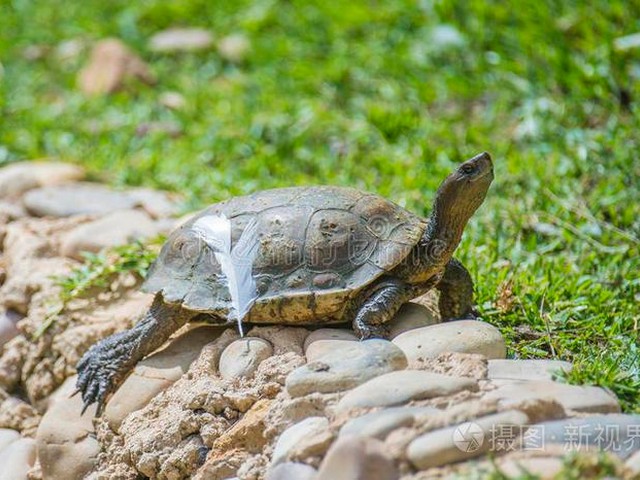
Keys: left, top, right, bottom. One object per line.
{"left": 0, "top": 437, "right": 36, "bottom": 479}
{"left": 127, "top": 187, "right": 181, "bottom": 219}
{"left": 316, "top": 436, "right": 398, "bottom": 480}
{"left": 36, "top": 376, "right": 99, "bottom": 480}
{"left": 392, "top": 320, "right": 506, "bottom": 367}
{"left": 213, "top": 399, "right": 272, "bottom": 453}
{"left": 303, "top": 328, "right": 358, "bottom": 362}
{"left": 336, "top": 371, "right": 477, "bottom": 414}
{"left": 265, "top": 462, "right": 317, "bottom": 480}
{"left": 485, "top": 380, "right": 621, "bottom": 414}
{"left": 78, "top": 39, "right": 155, "bottom": 95}
{"left": 388, "top": 302, "right": 439, "bottom": 338}
{"left": 0, "top": 161, "right": 84, "bottom": 199}
{"left": 626, "top": 450, "right": 640, "bottom": 476}
{"left": 339, "top": 406, "right": 439, "bottom": 440}
{"left": 496, "top": 455, "right": 564, "bottom": 479}
{"left": 524, "top": 414, "right": 640, "bottom": 459}
{"left": 60, "top": 210, "right": 161, "bottom": 259}
{"left": 219, "top": 337, "right": 274, "bottom": 380}
{"left": 0, "top": 310, "right": 21, "bottom": 348}
{"left": 104, "top": 326, "right": 223, "bottom": 430}
{"left": 217, "top": 34, "right": 250, "bottom": 62}
{"left": 407, "top": 410, "right": 529, "bottom": 470}
{"left": 285, "top": 340, "right": 407, "bottom": 397}
{"left": 271, "top": 416, "right": 329, "bottom": 466}
{"left": 488, "top": 359, "right": 573, "bottom": 381}
{"left": 149, "top": 28, "right": 213, "bottom": 52}
{"left": 23, "top": 183, "right": 138, "bottom": 217}
{"left": 159, "top": 91, "right": 186, "bottom": 110}
{"left": 0, "top": 428, "right": 20, "bottom": 451}
{"left": 424, "top": 352, "right": 488, "bottom": 380}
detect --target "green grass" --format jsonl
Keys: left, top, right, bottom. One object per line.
{"left": 1, "top": 1, "right": 639, "bottom": 410}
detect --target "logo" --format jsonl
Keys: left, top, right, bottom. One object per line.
{"left": 453, "top": 422, "right": 485, "bottom": 453}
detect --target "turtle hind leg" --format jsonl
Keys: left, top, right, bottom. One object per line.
{"left": 75, "top": 293, "right": 193, "bottom": 415}
{"left": 352, "top": 279, "right": 412, "bottom": 339}
{"left": 436, "top": 258, "right": 476, "bottom": 320}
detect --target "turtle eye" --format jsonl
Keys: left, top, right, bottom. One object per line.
{"left": 460, "top": 163, "right": 475, "bottom": 175}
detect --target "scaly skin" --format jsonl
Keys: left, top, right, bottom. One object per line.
{"left": 75, "top": 294, "right": 194, "bottom": 414}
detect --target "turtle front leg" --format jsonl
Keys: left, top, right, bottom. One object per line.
{"left": 75, "top": 293, "right": 193, "bottom": 415}
{"left": 352, "top": 279, "right": 413, "bottom": 339}
{"left": 436, "top": 258, "right": 476, "bottom": 320}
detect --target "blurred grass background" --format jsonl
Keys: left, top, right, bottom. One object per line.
{"left": 0, "top": 0, "right": 639, "bottom": 410}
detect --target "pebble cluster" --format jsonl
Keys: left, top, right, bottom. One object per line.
{"left": 0, "top": 161, "right": 638, "bottom": 480}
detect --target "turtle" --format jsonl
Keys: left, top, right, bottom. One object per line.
{"left": 76, "top": 152, "right": 494, "bottom": 413}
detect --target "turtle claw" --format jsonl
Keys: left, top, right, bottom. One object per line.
{"left": 75, "top": 330, "right": 138, "bottom": 416}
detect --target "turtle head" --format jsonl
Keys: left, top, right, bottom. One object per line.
{"left": 427, "top": 152, "right": 493, "bottom": 254}
{"left": 436, "top": 152, "right": 494, "bottom": 218}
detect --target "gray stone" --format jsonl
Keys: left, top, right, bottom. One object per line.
{"left": 496, "top": 455, "right": 564, "bottom": 479}
{"left": 316, "top": 436, "right": 398, "bottom": 480}
{"left": 0, "top": 437, "right": 36, "bottom": 479}
{"left": 485, "top": 380, "right": 621, "bottom": 414}
{"left": 339, "top": 406, "right": 439, "bottom": 440}
{"left": 149, "top": 28, "right": 213, "bottom": 52}
{"left": 626, "top": 449, "right": 640, "bottom": 476}
{"left": 0, "top": 161, "right": 84, "bottom": 199}
{"left": 488, "top": 359, "right": 573, "bottom": 381}
{"left": 60, "top": 209, "right": 161, "bottom": 259}
{"left": 392, "top": 320, "right": 506, "bottom": 368}
{"left": 304, "top": 328, "right": 358, "bottom": 362}
{"left": 127, "top": 188, "right": 180, "bottom": 218}
{"left": 286, "top": 339, "right": 407, "bottom": 397}
{"left": 336, "top": 370, "right": 477, "bottom": 414}
{"left": 0, "top": 310, "right": 21, "bottom": 348}
{"left": 218, "top": 337, "right": 273, "bottom": 380}
{"left": 388, "top": 302, "right": 439, "bottom": 338}
{"left": 23, "top": 183, "right": 137, "bottom": 217}
{"left": 524, "top": 414, "right": 640, "bottom": 459}
{"left": 36, "top": 376, "right": 99, "bottom": 480}
{"left": 104, "top": 326, "right": 223, "bottom": 430}
{"left": 217, "top": 34, "right": 251, "bottom": 63}
{"left": 407, "top": 410, "right": 529, "bottom": 470}
{"left": 0, "top": 428, "right": 20, "bottom": 451}
{"left": 265, "top": 462, "right": 317, "bottom": 480}
{"left": 271, "top": 417, "right": 329, "bottom": 466}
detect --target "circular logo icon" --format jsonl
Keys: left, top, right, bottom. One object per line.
{"left": 453, "top": 422, "right": 484, "bottom": 453}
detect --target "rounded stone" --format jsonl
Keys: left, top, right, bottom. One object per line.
{"left": 392, "top": 320, "right": 506, "bottom": 367}
{"left": 497, "top": 456, "right": 564, "bottom": 478}
{"left": 524, "top": 414, "right": 640, "bottom": 459}
{"left": 271, "top": 417, "right": 329, "bottom": 466}
{"left": 0, "top": 428, "right": 20, "bottom": 451}
{"left": 61, "top": 209, "right": 161, "bottom": 260}
{"left": 304, "top": 328, "right": 358, "bottom": 362}
{"left": 23, "top": 183, "right": 138, "bottom": 217}
{"left": 388, "top": 302, "right": 439, "bottom": 338}
{"left": 488, "top": 359, "right": 573, "bottom": 381}
{"left": 0, "top": 438, "right": 37, "bottom": 479}
{"left": 219, "top": 337, "right": 274, "bottom": 380}
{"left": 149, "top": 28, "right": 213, "bottom": 52}
{"left": 265, "top": 462, "right": 317, "bottom": 480}
{"left": 407, "top": 410, "right": 529, "bottom": 470}
{"left": 285, "top": 339, "right": 407, "bottom": 397}
{"left": 485, "top": 380, "right": 621, "bottom": 414}
{"left": 0, "top": 161, "right": 84, "bottom": 199}
{"left": 316, "top": 436, "right": 399, "bottom": 480}
{"left": 37, "top": 376, "right": 99, "bottom": 480}
{"left": 104, "top": 326, "right": 223, "bottom": 430}
{"left": 0, "top": 310, "right": 21, "bottom": 348}
{"left": 339, "top": 406, "right": 439, "bottom": 440}
{"left": 336, "top": 371, "right": 477, "bottom": 414}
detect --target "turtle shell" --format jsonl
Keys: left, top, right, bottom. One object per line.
{"left": 142, "top": 186, "right": 427, "bottom": 324}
